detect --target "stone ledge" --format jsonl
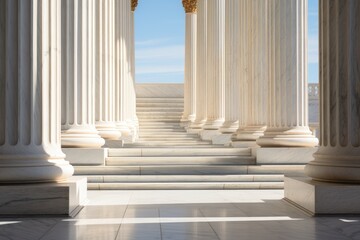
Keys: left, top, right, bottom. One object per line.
{"left": 200, "top": 130, "right": 220, "bottom": 141}
{"left": 284, "top": 176, "right": 360, "bottom": 215}
{"left": 63, "top": 148, "right": 108, "bottom": 165}
{"left": 0, "top": 177, "right": 87, "bottom": 217}
{"left": 256, "top": 147, "right": 318, "bottom": 164}
{"left": 212, "top": 134, "right": 233, "bottom": 145}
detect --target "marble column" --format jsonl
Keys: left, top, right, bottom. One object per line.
{"left": 124, "top": 0, "right": 138, "bottom": 141}
{"left": 203, "top": 0, "right": 225, "bottom": 130}
{"left": 232, "top": 0, "right": 267, "bottom": 144}
{"left": 219, "top": 0, "right": 240, "bottom": 134}
{"left": 181, "top": 0, "right": 197, "bottom": 127}
{"left": 305, "top": 0, "right": 360, "bottom": 182}
{"left": 115, "top": 0, "right": 131, "bottom": 137}
{"left": 189, "top": 0, "right": 207, "bottom": 130}
{"left": 0, "top": 0, "right": 74, "bottom": 182}
{"left": 61, "top": 0, "right": 105, "bottom": 148}
{"left": 257, "top": 0, "right": 318, "bottom": 147}
{"left": 95, "top": 0, "right": 122, "bottom": 140}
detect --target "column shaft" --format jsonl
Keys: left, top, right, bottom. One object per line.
{"left": 305, "top": 0, "right": 360, "bottom": 182}
{"left": 95, "top": 0, "right": 121, "bottom": 140}
{"left": 0, "top": 0, "right": 73, "bottom": 182}
{"left": 257, "top": 0, "right": 317, "bottom": 147}
{"left": 203, "top": 0, "right": 225, "bottom": 130}
{"left": 233, "top": 0, "right": 267, "bottom": 142}
{"left": 182, "top": 13, "right": 197, "bottom": 125}
{"left": 115, "top": 0, "right": 131, "bottom": 137}
{"left": 190, "top": 0, "right": 207, "bottom": 129}
{"left": 61, "top": 0, "right": 105, "bottom": 148}
{"left": 220, "top": 0, "right": 240, "bottom": 133}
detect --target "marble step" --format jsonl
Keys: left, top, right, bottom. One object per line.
{"left": 137, "top": 107, "right": 184, "bottom": 112}
{"left": 87, "top": 182, "right": 284, "bottom": 190}
{"left": 136, "top": 103, "right": 184, "bottom": 108}
{"left": 137, "top": 98, "right": 184, "bottom": 103}
{"left": 106, "top": 156, "right": 255, "bottom": 166}
{"left": 139, "top": 119, "right": 182, "bottom": 123}
{"left": 74, "top": 165, "right": 304, "bottom": 175}
{"left": 130, "top": 141, "right": 212, "bottom": 146}
{"left": 137, "top": 137, "right": 200, "bottom": 141}
{"left": 139, "top": 129, "right": 187, "bottom": 132}
{"left": 122, "top": 144, "right": 227, "bottom": 148}
{"left": 137, "top": 112, "right": 183, "bottom": 116}
{"left": 108, "top": 147, "right": 251, "bottom": 157}
{"left": 138, "top": 133, "right": 198, "bottom": 137}
{"left": 85, "top": 174, "right": 283, "bottom": 183}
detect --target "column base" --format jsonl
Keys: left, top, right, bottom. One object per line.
{"left": 212, "top": 133, "right": 233, "bottom": 145}
{"left": 231, "top": 141, "right": 258, "bottom": 148}
{"left": 256, "top": 147, "right": 318, "bottom": 164}
{"left": 200, "top": 130, "right": 220, "bottom": 141}
{"left": 257, "top": 127, "right": 319, "bottom": 147}
{"left": 219, "top": 121, "right": 239, "bottom": 134}
{"left": 62, "top": 148, "right": 108, "bottom": 165}
{"left": 0, "top": 177, "right": 87, "bottom": 216}
{"left": 187, "top": 128, "right": 203, "bottom": 134}
{"left": 304, "top": 147, "right": 360, "bottom": 183}
{"left": 203, "top": 119, "right": 225, "bottom": 130}
{"left": 96, "top": 122, "right": 122, "bottom": 140}
{"left": 0, "top": 152, "right": 74, "bottom": 183}
{"left": 233, "top": 125, "right": 266, "bottom": 141}
{"left": 61, "top": 127, "right": 105, "bottom": 148}
{"left": 116, "top": 121, "right": 131, "bottom": 138}
{"left": 284, "top": 176, "right": 360, "bottom": 215}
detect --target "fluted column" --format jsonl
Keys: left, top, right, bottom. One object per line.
{"left": 257, "top": 0, "right": 318, "bottom": 147}
{"left": 61, "top": 0, "right": 105, "bottom": 148}
{"left": 219, "top": 0, "right": 240, "bottom": 134}
{"left": 95, "top": 0, "right": 122, "bottom": 140}
{"left": 203, "top": 0, "right": 225, "bottom": 130}
{"left": 181, "top": 0, "right": 197, "bottom": 126}
{"left": 189, "top": 0, "right": 207, "bottom": 130}
{"left": 232, "top": 0, "right": 267, "bottom": 143}
{"left": 305, "top": 0, "right": 360, "bottom": 182}
{"left": 115, "top": 0, "right": 131, "bottom": 137}
{"left": 0, "top": 0, "right": 74, "bottom": 182}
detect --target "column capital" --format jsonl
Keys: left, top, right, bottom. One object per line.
{"left": 131, "top": 0, "right": 138, "bottom": 12}
{"left": 182, "top": 0, "right": 197, "bottom": 14}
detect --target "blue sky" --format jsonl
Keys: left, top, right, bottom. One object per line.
{"left": 135, "top": 0, "right": 319, "bottom": 83}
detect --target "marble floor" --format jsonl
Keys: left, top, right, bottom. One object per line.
{"left": 1, "top": 190, "right": 360, "bottom": 240}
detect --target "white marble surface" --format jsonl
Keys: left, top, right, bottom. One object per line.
{"left": 200, "top": 130, "right": 220, "bottom": 141}
{"left": 1, "top": 189, "right": 358, "bottom": 240}
{"left": 63, "top": 148, "right": 108, "bottom": 165}
{"left": 256, "top": 147, "right": 318, "bottom": 164}
{"left": 212, "top": 134, "right": 233, "bottom": 145}
{"left": 285, "top": 176, "right": 360, "bottom": 215}
{"left": 0, "top": 177, "right": 87, "bottom": 216}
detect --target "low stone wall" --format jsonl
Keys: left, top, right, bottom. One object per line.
{"left": 135, "top": 83, "right": 184, "bottom": 98}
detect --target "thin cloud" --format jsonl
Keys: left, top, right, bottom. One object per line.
{"left": 136, "top": 45, "right": 184, "bottom": 60}
{"left": 136, "top": 65, "right": 183, "bottom": 75}
{"left": 308, "top": 34, "right": 319, "bottom": 64}
{"left": 135, "top": 38, "right": 172, "bottom": 47}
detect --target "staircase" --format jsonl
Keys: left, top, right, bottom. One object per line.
{"left": 75, "top": 97, "right": 304, "bottom": 190}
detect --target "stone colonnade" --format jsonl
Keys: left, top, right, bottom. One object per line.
{"left": 183, "top": 0, "right": 360, "bottom": 186}
{"left": 0, "top": 0, "right": 137, "bottom": 183}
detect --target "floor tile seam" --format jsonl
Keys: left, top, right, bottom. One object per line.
{"left": 38, "top": 219, "right": 62, "bottom": 240}
{"left": 115, "top": 193, "right": 132, "bottom": 240}
{"left": 158, "top": 208, "right": 164, "bottom": 240}
{"left": 198, "top": 208, "right": 222, "bottom": 240}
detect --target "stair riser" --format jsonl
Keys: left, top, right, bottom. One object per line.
{"left": 108, "top": 148, "right": 251, "bottom": 157}
{"left": 85, "top": 175, "right": 284, "bottom": 183}
{"left": 106, "top": 157, "right": 256, "bottom": 166}
{"left": 87, "top": 182, "right": 284, "bottom": 190}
